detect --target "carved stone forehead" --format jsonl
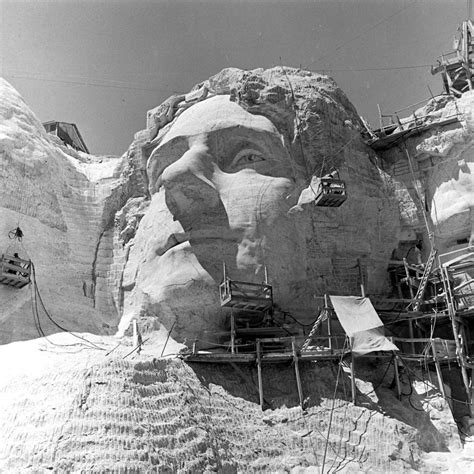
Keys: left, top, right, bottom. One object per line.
{"left": 160, "top": 95, "right": 280, "bottom": 147}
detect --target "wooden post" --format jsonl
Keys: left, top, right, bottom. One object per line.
{"left": 292, "top": 338, "right": 304, "bottom": 409}
{"left": 457, "top": 323, "right": 472, "bottom": 403}
{"left": 350, "top": 338, "right": 356, "bottom": 405}
{"left": 442, "top": 265, "right": 472, "bottom": 403}
{"left": 358, "top": 258, "right": 365, "bottom": 298}
{"left": 132, "top": 319, "right": 143, "bottom": 355}
{"left": 471, "top": 368, "right": 474, "bottom": 417}
{"left": 403, "top": 257, "right": 416, "bottom": 355}
{"left": 377, "top": 103, "right": 384, "bottom": 131}
{"left": 160, "top": 321, "right": 176, "bottom": 357}
{"left": 230, "top": 309, "right": 235, "bottom": 354}
{"left": 324, "top": 294, "right": 332, "bottom": 352}
{"left": 222, "top": 261, "right": 227, "bottom": 281}
{"left": 431, "top": 339, "right": 446, "bottom": 398}
{"left": 393, "top": 353, "right": 402, "bottom": 401}
{"left": 403, "top": 258, "right": 415, "bottom": 300}
{"left": 408, "top": 320, "right": 415, "bottom": 356}
{"left": 264, "top": 265, "right": 269, "bottom": 285}
{"left": 256, "top": 340, "right": 264, "bottom": 409}
{"left": 192, "top": 339, "right": 197, "bottom": 355}
{"left": 427, "top": 84, "right": 435, "bottom": 100}
{"left": 132, "top": 319, "right": 138, "bottom": 346}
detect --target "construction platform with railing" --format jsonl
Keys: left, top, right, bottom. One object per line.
{"left": 179, "top": 247, "right": 474, "bottom": 414}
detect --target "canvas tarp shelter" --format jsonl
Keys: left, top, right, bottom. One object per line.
{"left": 329, "top": 295, "right": 398, "bottom": 355}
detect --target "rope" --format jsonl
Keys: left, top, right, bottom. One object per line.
{"left": 8, "top": 226, "right": 23, "bottom": 241}
{"left": 30, "top": 262, "right": 106, "bottom": 350}
{"left": 301, "top": 309, "right": 328, "bottom": 352}
{"left": 321, "top": 338, "right": 348, "bottom": 473}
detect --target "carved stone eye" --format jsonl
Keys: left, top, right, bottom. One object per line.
{"left": 231, "top": 149, "right": 265, "bottom": 168}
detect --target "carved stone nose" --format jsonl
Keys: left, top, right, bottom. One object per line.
{"left": 160, "top": 142, "right": 216, "bottom": 192}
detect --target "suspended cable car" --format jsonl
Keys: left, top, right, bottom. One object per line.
{"left": 0, "top": 227, "right": 31, "bottom": 289}
{"left": 313, "top": 170, "right": 347, "bottom": 207}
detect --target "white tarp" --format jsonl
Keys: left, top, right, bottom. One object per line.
{"left": 329, "top": 295, "right": 398, "bottom": 355}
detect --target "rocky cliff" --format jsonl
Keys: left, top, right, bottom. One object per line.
{"left": 0, "top": 79, "right": 131, "bottom": 343}
{"left": 0, "top": 69, "right": 473, "bottom": 472}
{"left": 373, "top": 91, "right": 474, "bottom": 256}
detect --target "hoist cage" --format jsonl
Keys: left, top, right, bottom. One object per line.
{"left": 314, "top": 177, "right": 347, "bottom": 207}
{"left": 219, "top": 278, "right": 273, "bottom": 311}
{"left": 0, "top": 254, "right": 31, "bottom": 288}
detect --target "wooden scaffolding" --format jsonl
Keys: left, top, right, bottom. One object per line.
{"left": 432, "top": 18, "right": 474, "bottom": 96}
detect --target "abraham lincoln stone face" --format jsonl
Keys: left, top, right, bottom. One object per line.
{"left": 120, "top": 95, "right": 307, "bottom": 337}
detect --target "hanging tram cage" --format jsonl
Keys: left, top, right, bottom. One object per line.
{"left": 313, "top": 171, "right": 347, "bottom": 207}
{"left": 0, "top": 227, "right": 32, "bottom": 289}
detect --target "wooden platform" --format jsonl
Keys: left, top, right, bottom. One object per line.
{"left": 181, "top": 347, "right": 348, "bottom": 364}
{"left": 366, "top": 116, "right": 459, "bottom": 151}
{"left": 182, "top": 352, "right": 256, "bottom": 364}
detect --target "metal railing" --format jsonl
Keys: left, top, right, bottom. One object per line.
{"left": 219, "top": 278, "right": 273, "bottom": 305}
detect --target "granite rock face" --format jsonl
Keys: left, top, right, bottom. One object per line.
{"left": 376, "top": 91, "right": 474, "bottom": 256}
{"left": 117, "top": 67, "right": 400, "bottom": 340}
{"left": 0, "top": 79, "right": 126, "bottom": 343}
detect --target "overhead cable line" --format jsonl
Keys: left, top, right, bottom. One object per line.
{"left": 4, "top": 72, "right": 175, "bottom": 93}
{"left": 312, "top": 0, "right": 419, "bottom": 67}
{"left": 321, "top": 64, "right": 431, "bottom": 72}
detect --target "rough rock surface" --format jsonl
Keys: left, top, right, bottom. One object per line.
{"left": 0, "top": 334, "right": 463, "bottom": 473}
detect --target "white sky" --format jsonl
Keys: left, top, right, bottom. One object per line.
{"left": 0, "top": 0, "right": 467, "bottom": 155}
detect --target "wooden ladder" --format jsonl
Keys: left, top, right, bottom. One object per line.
{"left": 412, "top": 247, "right": 437, "bottom": 311}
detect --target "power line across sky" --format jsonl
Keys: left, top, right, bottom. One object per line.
{"left": 1, "top": 0, "right": 465, "bottom": 155}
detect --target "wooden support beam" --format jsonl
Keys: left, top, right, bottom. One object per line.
{"left": 377, "top": 103, "right": 384, "bottom": 131}
{"left": 408, "top": 320, "right": 416, "bottom": 356}
{"left": 325, "top": 294, "right": 332, "bottom": 353}
{"left": 256, "top": 340, "right": 264, "bottom": 410}
{"left": 230, "top": 309, "right": 235, "bottom": 354}
{"left": 358, "top": 258, "right": 365, "bottom": 298}
{"left": 402, "top": 256, "right": 417, "bottom": 355}
{"left": 292, "top": 338, "right": 304, "bottom": 409}
{"left": 431, "top": 340, "right": 446, "bottom": 399}
{"left": 441, "top": 265, "right": 472, "bottom": 403}
{"left": 351, "top": 346, "right": 356, "bottom": 405}
{"left": 393, "top": 353, "right": 402, "bottom": 401}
